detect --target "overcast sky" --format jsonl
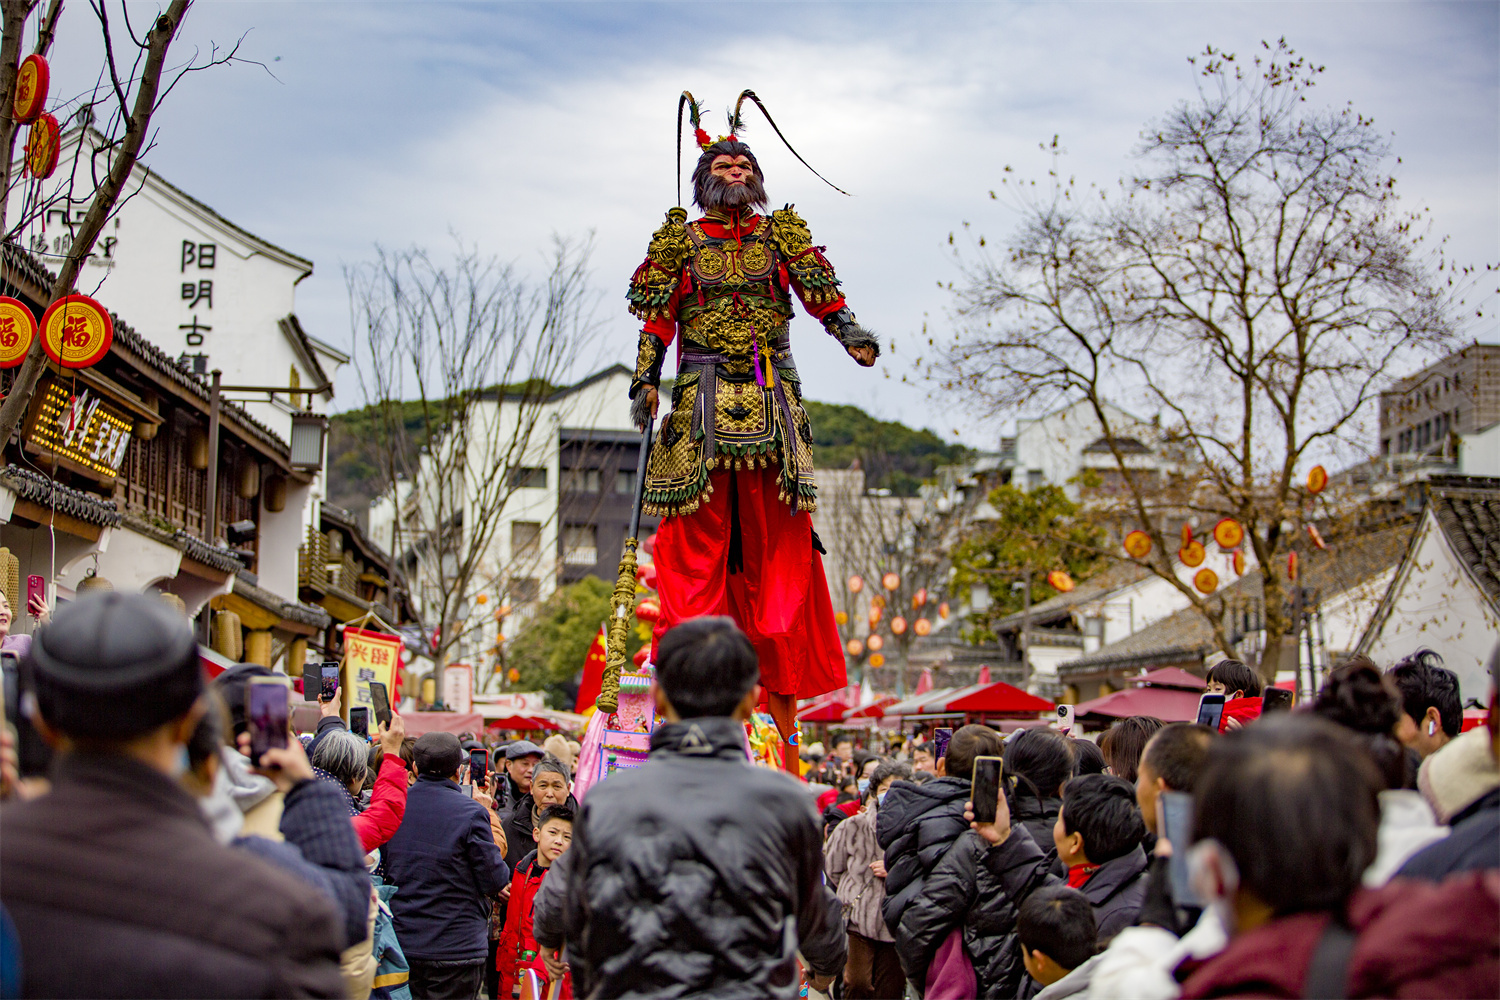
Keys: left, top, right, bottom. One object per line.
{"left": 44, "top": 1, "right": 1500, "bottom": 446}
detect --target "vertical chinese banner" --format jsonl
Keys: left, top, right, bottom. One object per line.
{"left": 343, "top": 626, "right": 403, "bottom": 723}
{"left": 442, "top": 664, "right": 474, "bottom": 714}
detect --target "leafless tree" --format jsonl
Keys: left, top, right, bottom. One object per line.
{"left": 348, "top": 238, "right": 602, "bottom": 688}
{"left": 932, "top": 40, "right": 1486, "bottom": 679}
{"left": 0, "top": 0, "right": 248, "bottom": 443}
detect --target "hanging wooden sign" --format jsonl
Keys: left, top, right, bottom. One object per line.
{"left": 0, "top": 296, "right": 37, "bottom": 368}
{"left": 41, "top": 294, "right": 113, "bottom": 369}
{"left": 25, "top": 112, "right": 59, "bottom": 178}
{"left": 13, "top": 54, "right": 48, "bottom": 125}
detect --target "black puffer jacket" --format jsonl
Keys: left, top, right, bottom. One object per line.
{"left": 894, "top": 829, "right": 1032, "bottom": 997}
{"left": 533, "top": 717, "right": 845, "bottom": 999}
{"left": 1011, "top": 793, "right": 1066, "bottom": 879}
{"left": 876, "top": 776, "right": 972, "bottom": 933}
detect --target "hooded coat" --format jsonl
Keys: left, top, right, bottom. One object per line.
{"left": 875, "top": 776, "right": 973, "bottom": 933}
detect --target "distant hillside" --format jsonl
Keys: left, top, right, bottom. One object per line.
{"left": 325, "top": 396, "right": 968, "bottom": 513}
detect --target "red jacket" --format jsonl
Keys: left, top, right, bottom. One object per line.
{"left": 1180, "top": 872, "right": 1499, "bottom": 998}
{"left": 353, "top": 755, "right": 409, "bottom": 854}
{"left": 497, "top": 852, "right": 573, "bottom": 1000}
{"left": 1219, "top": 696, "right": 1262, "bottom": 732}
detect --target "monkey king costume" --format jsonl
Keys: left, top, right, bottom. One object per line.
{"left": 627, "top": 92, "right": 880, "bottom": 737}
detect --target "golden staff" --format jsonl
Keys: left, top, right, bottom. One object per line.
{"left": 596, "top": 417, "right": 655, "bottom": 713}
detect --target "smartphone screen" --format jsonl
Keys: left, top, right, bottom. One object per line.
{"left": 247, "top": 678, "right": 289, "bottom": 759}
{"left": 933, "top": 727, "right": 953, "bottom": 760}
{"left": 370, "top": 681, "right": 392, "bottom": 728}
{"left": 971, "top": 755, "right": 1003, "bottom": 824}
{"left": 1195, "top": 693, "right": 1226, "bottom": 730}
{"left": 349, "top": 706, "right": 370, "bottom": 739}
{"left": 469, "top": 749, "right": 488, "bottom": 788}
{"left": 1158, "top": 790, "right": 1200, "bottom": 907}
{"left": 319, "top": 663, "right": 340, "bottom": 702}
{"left": 1056, "top": 704, "right": 1076, "bottom": 734}
{"left": 302, "top": 666, "right": 321, "bottom": 701}
{"left": 1261, "top": 687, "right": 1294, "bottom": 713}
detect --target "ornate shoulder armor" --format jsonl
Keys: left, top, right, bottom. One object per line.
{"left": 770, "top": 204, "right": 841, "bottom": 306}
{"left": 627, "top": 207, "right": 692, "bottom": 322}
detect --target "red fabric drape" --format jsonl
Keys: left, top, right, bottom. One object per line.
{"left": 651, "top": 465, "right": 845, "bottom": 700}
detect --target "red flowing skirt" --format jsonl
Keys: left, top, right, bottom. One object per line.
{"left": 650, "top": 464, "right": 846, "bottom": 699}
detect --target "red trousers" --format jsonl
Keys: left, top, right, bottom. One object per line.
{"left": 651, "top": 465, "right": 846, "bottom": 700}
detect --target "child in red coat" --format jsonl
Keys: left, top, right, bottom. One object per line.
{"left": 497, "top": 804, "right": 574, "bottom": 1000}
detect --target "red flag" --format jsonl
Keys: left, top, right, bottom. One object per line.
{"left": 575, "top": 625, "right": 608, "bottom": 712}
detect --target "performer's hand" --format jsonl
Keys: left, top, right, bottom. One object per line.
{"left": 644, "top": 386, "right": 659, "bottom": 418}
{"left": 847, "top": 345, "right": 876, "bottom": 367}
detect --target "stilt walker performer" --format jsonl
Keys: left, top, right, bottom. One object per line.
{"left": 625, "top": 91, "right": 879, "bottom": 763}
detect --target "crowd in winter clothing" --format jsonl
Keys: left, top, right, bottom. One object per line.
{"left": 1, "top": 592, "right": 1496, "bottom": 1000}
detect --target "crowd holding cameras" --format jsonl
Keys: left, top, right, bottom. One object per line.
{"left": 0, "top": 592, "right": 1496, "bottom": 999}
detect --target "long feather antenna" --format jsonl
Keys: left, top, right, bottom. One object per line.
{"left": 726, "top": 102, "right": 747, "bottom": 138}
{"left": 732, "top": 89, "right": 851, "bottom": 197}
{"left": 676, "top": 91, "right": 704, "bottom": 207}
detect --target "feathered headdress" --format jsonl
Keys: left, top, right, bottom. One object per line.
{"left": 674, "top": 89, "right": 849, "bottom": 206}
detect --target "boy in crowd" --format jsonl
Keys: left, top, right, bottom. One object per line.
{"left": 1387, "top": 650, "right": 1462, "bottom": 758}
{"left": 1018, "top": 886, "right": 1099, "bottom": 1000}
{"left": 1133, "top": 724, "right": 1217, "bottom": 933}
{"left": 1204, "top": 658, "right": 1263, "bottom": 732}
{"left": 498, "top": 805, "right": 575, "bottom": 1000}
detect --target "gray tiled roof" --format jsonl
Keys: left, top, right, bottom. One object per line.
{"left": 1426, "top": 476, "right": 1500, "bottom": 606}
{"left": 0, "top": 465, "right": 120, "bottom": 526}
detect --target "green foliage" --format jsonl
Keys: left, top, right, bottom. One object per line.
{"left": 802, "top": 401, "right": 969, "bottom": 496}
{"left": 951, "top": 483, "right": 1107, "bottom": 642}
{"left": 505, "top": 577, "right": 645, "bottom": 709}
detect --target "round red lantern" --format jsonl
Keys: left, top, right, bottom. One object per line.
{"left": 890, "top": 616, "right": 908, "bottom": 635}
{"left": 867, "top": 634, "right": 885, "bottom": 652}
{"left": 914, "top": 618, "right": 932, "bottom": 636}
{"left": 634, "top": 600, "right": 661, "bottom": 623}
{"left": 13, "top": 55, "right": 48, "bottom": 125}
{"left": 882, "top": 572, "right": 901, "bottom": 592}
{"left": 848, "top": 575, "right": 864, "bottom": 594}
{"left": 25, "top": 112, "right": 58, "bottom": 179}
{"left": 0, "top": 297, "right": 37, "bottom": 369}
{"left": 41, "top": 294, "right": 112, "bottom": 369}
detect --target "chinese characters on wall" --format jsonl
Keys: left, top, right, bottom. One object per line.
{"left": 178, "top": 240, "right": 216, "bottom": 373}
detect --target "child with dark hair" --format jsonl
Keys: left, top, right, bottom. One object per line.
{"left": 1205, "top": 659, "right": 1263, "bottom": 732}
{"left": 1018, "top": 885, "right": 1100, "bottom": 1000}
{"left": 1069, "top": 737, "right": 1106, "bottom": 776}
{"left": 1387, "top": 650, "right": 1462, "bottom": 758}
{"left": 497, "top": 805, "right": 575, "bottom": 999}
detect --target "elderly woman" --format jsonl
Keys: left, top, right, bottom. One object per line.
{"left": 313, "top": 720, "right": 412, "bottom": 855}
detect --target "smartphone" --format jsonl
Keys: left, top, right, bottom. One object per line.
{"left": 25, "top": 575, "right": 44, "bottom": 616}
{"left": 370, "top": 681, "right": 393, "bottom": 728}
{"left": 1056, "top": 704, "right": 1076, "bottom": 734}
{"left": 1195, "top": 692, "right": 1226, "bottom": 730}
{"left": 319, "top": 663, "right": 340, "bottom": 702}
{"left": 247, "top": 677, "right": 290, "bottom": 760}
{"left": 301, "top": 666, "right": 321, "bottom": 701}
{"left": 971, "top": 755, "right": 1003, "bottom": 824}
{"left": 1, "top": 651, "right": 51, "bottom": 777}
{"left": 1157, "top": 790, "right": 1200, "bottom": 907}
{"left": 933, "top": 727, "right": 953, "bottom": 760}
{"left": 469, "top": 748, "right": 488, "bottom": 788}
{"left": 349, "top": 706, "right": 370, "bottom": 740}
{"left": 1261, "top": 687, "right": 1294, "bottom": 714}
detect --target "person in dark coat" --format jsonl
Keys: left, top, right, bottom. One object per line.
{"left": 1005, "top": 728, "right": 1075, "bottom": 866}
{"left": 0, "top": 593, "right": 346, "bottom": 998}
{"left": 383, "top": 731, "right": 510, "bottom": 999}
{"left": 877, "top": 723, "right": 1004, "bottom": 937}
{"left": 974, "top": 774, "right": 1149, "bottom": 944}
{"left": 533, "top": 617, "right": 845, "bottom": 999}
{"left": 501, "top": 755, "right": 578, "bottom": 869}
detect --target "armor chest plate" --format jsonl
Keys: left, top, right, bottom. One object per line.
{"left": 686, "top": 217, "right": 776, "bottom": 289}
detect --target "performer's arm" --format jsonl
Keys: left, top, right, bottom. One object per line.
{"left": 771, "top": 206, "right": 879, "bottom": 367}
{"left": 626, "top": 211, "right": 691, "bottom": 427}
{"left": 630, "top": 327, "right": 669, "bottom": 430}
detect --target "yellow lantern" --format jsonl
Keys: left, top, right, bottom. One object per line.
{"left": 868, "top": 653, "right": 886, "bottom": 668}
{"left": 834, "top": 611, "right": 849, "bottom": 626}
{"left": 476, "top": 593, "right": 488, "bottom": 605}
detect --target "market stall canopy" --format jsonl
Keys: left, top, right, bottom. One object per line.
{"left": 400, "top": 711, "right": 486, "bottom": 736}
{"left": 1073, "top": 686, "right": 1202, "bottom": 723}
{"left": 843, "top": 695, "right": 899, "bottom": 720}
{"left": 947, "top": 681, "right": 1056, "bottom": 715}
{"left": 798, "top": 695, "right": 853, "bottom": 722}
{"left": 482, "top": 715, "right": 561, "bottom": 732}
{"left": 882, "top": 683, "right": 1000, "bottom": 719}
{"left": 1132, "top": 667, "right": 1206, "bottom": 691}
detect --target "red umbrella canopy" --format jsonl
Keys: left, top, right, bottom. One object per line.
{"left": 947, "top": 681, "right": 1056, "bottom": 715}
{"left": 844, "top": 696, "right": 899, "bottom": 720}
{"left": 797, "top": 696, "right": 853, "bottom": 722}
{"left": 1133, "top": 667, "right": 1206, "bottom": 691}
{"left": 1074, "top": 686, "right": 1203, "bottom": 722}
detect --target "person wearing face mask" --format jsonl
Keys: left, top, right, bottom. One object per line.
{"left": 0, "top": 593, "right": 347, "bottom": 997}
{"left": 824, "top": 759, "right": 910, "bottom": 999}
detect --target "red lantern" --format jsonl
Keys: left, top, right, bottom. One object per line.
{"left": 938, "top": 602, "right": 951, "bottom": 620}
{"left": 1307, "top": 524, "right": 1328, "bottom": 551}
{"left": 848, "top": 575, "right": 864, "bottom": 594}
{"left": 1047, "top": 571, "right": 1075, "bottom": 593}
{"left": 846, "top": 639, "right": 864, "bottom": 657}
{"left": 914, "top": 618, "right": 932, "bottom": 636}
{"left": 25, "top": 111, "right": 58, "bottom": 179}
{"left": 1124, "top": 530, "right": 1152, "bottom": 559}
{"left": 1213, "top": 518, "right": 1244, "bottom": 550}
{"left": 1307, "top": 466, "right": 1328, "bottom": 494}
{"left": 636, "top": 563, "right": 659, "bottom": 587}
{"left": 882, "top": 572, "right": 901, "bottom": 591}
{"left": 868, "top": 653, "right": 886, "bottom": 668}
{"left": 1178, "top": 541, "right": 1206, "bottom": 568}
{"left": 632, "top": 646, "right": 650, "bottom": 666}
{"left": 0, "top": 297, "right": 37, "bottom": 369}
{"left": 890, "top": 616, "right": 908, "bottom": 635}
{"left": 634, "top": 600, "right": 661, "bottom": 623}
{"left": 914, "top": 587, "right": 928, "bottom": 607}
{"left": 641, "top": 533, "right": 657, "bottom": 556}
{"left": 1232, "top": 550, "right": 1246, "bottom": 576}
{"left": 40, "top": 294, "right": 112, "bottom": 369}
{"left": 1287, "top": 551, "right": 1299, "bottom": 582}
{"left": 868, "top": 605, "right": 883, "bottom": 625}
{"left": 867, "top": 634, "right": 885, "bottom": 652}
{"left": 13, "top": 54, "right": 48, "bottom": 125}
{"left": 834, "top": 611, "right": 849, "bottom": 626}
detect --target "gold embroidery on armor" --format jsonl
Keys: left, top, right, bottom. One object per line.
{"left": 695, "top": 247, "right": 726, "bottom": 279}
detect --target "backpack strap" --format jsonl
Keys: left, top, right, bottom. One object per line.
{"left": 1303, "top": 918, "right": 1357, "bottom": 1000}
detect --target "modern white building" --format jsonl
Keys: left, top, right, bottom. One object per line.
{"left": 1001, "top": 399, "right": 1171, "bottom": 498}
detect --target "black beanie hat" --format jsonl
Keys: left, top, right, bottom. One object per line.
{"left": 413, "top": 731, "right": 463, "bottom": 778}
{"left": 29, "top": 592, "right": 202, "bottom": 741}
